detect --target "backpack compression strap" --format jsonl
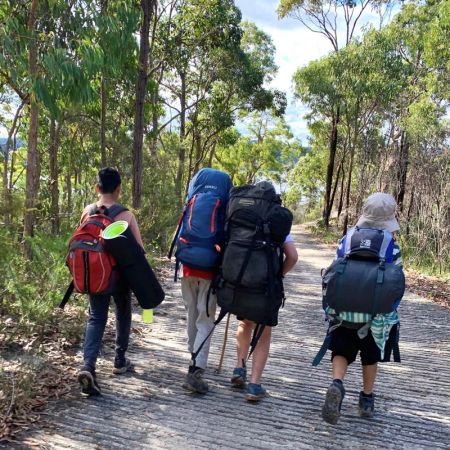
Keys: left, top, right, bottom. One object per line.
{"left": 190, "top": 309, "right": 228, "bottom": 367}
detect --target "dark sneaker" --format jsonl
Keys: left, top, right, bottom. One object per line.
{"left": 322, "top": 381, "right": 345, "bottom": 425}
{"left": 78, "top": 368, "right": 101, "bottom": 397}
{"left": 359, "top": 391, "right": 375, "bottom": 418}
{"left": 183, "top": 368, "right": 209, "bottom": 394}
{"left": 231, "top": 367, "right": 247, "bottom": 388}
{"left": 245, "top": 383, "right": 267, "bottom": 402}
{"left": 113, "top": 358, "right": 132, "bottom": 375}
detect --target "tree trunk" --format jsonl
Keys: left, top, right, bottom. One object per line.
{"left": 342, "top": 148, "right": 354, "bottom": 235}
{"left": 132, "top": 0, "right": 153, "bottom": 209}
{"left": 322, "top": 106, "right": 340, "bottom": 228}
{"left": 395, "top": 130, "right": 409, "bottom": 213}
{"left": 100, "top": 75, "right": 107, "bottom": 167}
{"left": 49, "top": 117, "right": 61, "bottom": 234}
{"left": 66, "top": 173, "right": 72, "bottom": 217}
{"left": 208, "top": 142, "right": 216, "bottom": 167}
{"left": 3, "top": 102, "right": 24, "bottom": 225}
{"left": 23, "top": 0, "right": 40, "bottom": 260}
{"left": 337, "top": 166, "right": 345, "bottom": 219}
{"left": 150, "top": 83, "right": 159, "bottom": 159}
{"left": 342, "top": 103, "right": 359, "bottom": 235}
{"left": 175, "top": 70, "right": 187, "bottom": 209}
{"left": 329, "top": 157, "right": 343, "bottom": 222}
{"left": 405, "top": 189, "right": 414, "bottom": 236}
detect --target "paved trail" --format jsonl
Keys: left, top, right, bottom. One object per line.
{"left": 16, "top": 227, "right": 450, "bottom": 449}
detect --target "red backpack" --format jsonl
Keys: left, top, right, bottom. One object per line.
{"left": 60, "top": 204, "right": 128, "bottom": 309}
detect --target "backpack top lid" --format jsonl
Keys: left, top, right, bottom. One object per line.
{"left": 343, "top": 226, "right": 394, "bottom": 260}
{"left": 230, "top": 181, "right": 281, "bottom": 203}
{"left": 187, "top": 168, "right": 232, "bottom": 202}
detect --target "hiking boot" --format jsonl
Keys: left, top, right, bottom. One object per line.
{"left": 322, "top": 380, "right": 345, "bottom": 425}
{"left": 183, "top": 368, "right": 209, "bottom": 394}
{"left": 358, "top": 391, "right": 375, "bottom": 418}
{"left": 113, "top": 358, "right": 132, "bottom": 375}
{"left": 245, "top": 383, "right": 267, "bottom": 402}
{"left": 78, "top": 368, "right": 101, "bottom": 397}
{"left": 231, "top": 367, "right": 247, "bottom": 388}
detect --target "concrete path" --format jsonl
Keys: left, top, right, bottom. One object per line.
{"left": 14, "top": 226, "right": 450, "bottom": 449}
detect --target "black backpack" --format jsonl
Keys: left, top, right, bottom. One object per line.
{"left": 215, "top": 181, "right": 293, "bottom": 324}
{"left": 322, "top": 227, "right": 405, "bottom": 315}
{"left": 191, "top": 181, "right": 293, "bottom": 365}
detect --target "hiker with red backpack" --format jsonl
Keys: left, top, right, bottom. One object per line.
{"left": 169, "top": 168, "right": 232, "bottom": 394}
{"left": 315, "top": 192, "right": 405, "bottom": 424}
{"left": 73, "top": 168, "right": 144, "bottom": 396}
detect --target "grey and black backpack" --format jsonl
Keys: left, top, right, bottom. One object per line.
{"left": 322, "top": 227, "right": 405, "bottom": 316}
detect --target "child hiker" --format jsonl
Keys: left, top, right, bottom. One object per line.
{"left": 316, "top": 192, "right": 405, "bottom": 424}
{"left": 77, "top": 167, "right": 144, "bottom": 396}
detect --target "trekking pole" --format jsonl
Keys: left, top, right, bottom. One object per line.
{"left": 216, "top": 313, "right": 231, "bottom": 374}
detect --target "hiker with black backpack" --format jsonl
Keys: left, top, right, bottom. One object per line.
{"left": 231, "top": 232, "right": 298, "bottom": 401}
{"left": 315, "top": 192, "right": 405, "bottom": 424}
{"left": 198, "top": 181, "right": 298, "bottom": 402}
{"left": 74, "top": 168, "right": 144, "bottom": 396}
{"left": 169, "top": 168, "right": 232, "bottom": 394}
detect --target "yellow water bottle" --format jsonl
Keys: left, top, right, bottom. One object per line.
{"left": 142, "top": 309, "right": 153, "bottom": 324}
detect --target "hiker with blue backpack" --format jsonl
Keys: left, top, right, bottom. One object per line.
{"left": 169, "top": 168, "right": 232, "bottom": 394}
{"left": 314, "top": 192, "right": 405, "bottom": 424}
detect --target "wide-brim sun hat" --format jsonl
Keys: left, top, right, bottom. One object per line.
{"left": 356, "top": 192, "right": 400, "bottom": 233}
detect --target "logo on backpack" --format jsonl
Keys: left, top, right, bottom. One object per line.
{"left": 360, "top": 239, "right": 371, "bottom": 249}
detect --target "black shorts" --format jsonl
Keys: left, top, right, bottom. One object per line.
{"left": 329, "top": 326, "right": 381, "bottom": 366}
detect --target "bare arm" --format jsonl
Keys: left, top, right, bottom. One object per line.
{"left": 282, "top": 241, "right": 298, "bottom": 276}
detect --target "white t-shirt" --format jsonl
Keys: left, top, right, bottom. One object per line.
{"left": 284, "top": 233, "right": 294, "bottom": 244}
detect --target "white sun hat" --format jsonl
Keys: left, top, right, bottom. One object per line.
{"left": 356, "top": 192, "right": 400, "bottom": 233}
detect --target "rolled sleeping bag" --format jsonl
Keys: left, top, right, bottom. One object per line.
{"left": 102, "top": 221, "right": 165, "bottom": 309}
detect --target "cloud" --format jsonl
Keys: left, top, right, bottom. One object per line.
{"left": 235, "top": 0, "right": 399, "bottom": 140}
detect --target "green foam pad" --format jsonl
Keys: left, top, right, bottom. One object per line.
{"left": 102, "top": 220, "right": 129, "bottom": 239}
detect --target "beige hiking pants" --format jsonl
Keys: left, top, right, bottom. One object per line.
{"left": 181, "top": 276, "right": 217, "bottom": 369}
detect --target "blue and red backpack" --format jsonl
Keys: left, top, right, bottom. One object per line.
{"left": 168, "top": 168, "right": 232, "bottom": 280}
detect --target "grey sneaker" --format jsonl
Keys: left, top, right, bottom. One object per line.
{"left": 113, "top": 358, "right": 132, "bottom": 375}
{"left": 231, "top": 367, "right": 247, "bottom": 388}
{"left": 358, "top": 391, "right": 375, "bottom": 418}
{"left": 322, "top": 381, "right": 345, "bottom": 425}
{"left": 183, "top": 368, "right": 209, "bottom": 394}
{"left": 78, "top": 368, "right": 101, "bottom": 397}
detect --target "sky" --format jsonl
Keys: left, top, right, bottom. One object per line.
{"left": 234, "top": 0, "right": 398, "bottom": 143}
{"left": 235, "top": 0, "right": 330, "bottom": 141}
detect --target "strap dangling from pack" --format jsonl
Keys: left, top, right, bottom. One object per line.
{"left": 59, "top": 281, "right": 74, "bottom": 309}
{"left": 248, "top": 324, "right": 266, "bottom": 359}
{"left": 190, "top": 309, "right": 228, "bottom": 366}
{"left": 206, "top": 281, "right": 214, "bottom": 318}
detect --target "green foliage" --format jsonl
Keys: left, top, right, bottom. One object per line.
{"left": 0, "top": 230, "right": 76, "bottom": 330}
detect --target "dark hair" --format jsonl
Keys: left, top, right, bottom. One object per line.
{"left": 97, "top": 167, "right": 121, "bottom": 194}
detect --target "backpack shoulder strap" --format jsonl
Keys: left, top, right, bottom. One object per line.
{"left": 106, "top": 204, "right": 128, "bottom": 219}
